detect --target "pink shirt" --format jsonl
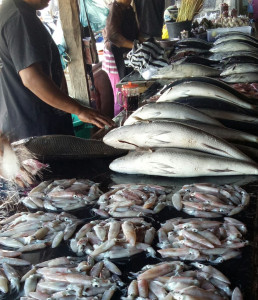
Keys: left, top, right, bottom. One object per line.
{"left": 253, "top": 0, "right": 258, "bottom": 20}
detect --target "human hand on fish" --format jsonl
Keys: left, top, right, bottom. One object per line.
{"left": 77, "top": 106, "right": 116, "bottom": 129}
{"left": 0, "top": 133, "right": 47, "bottom": 187}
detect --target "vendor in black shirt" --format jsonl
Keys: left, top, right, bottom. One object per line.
{"left": 0, "top": 0, "right": 114, "bottom": 142}
{"left": 134, "top": 0, "right": 165, "bottom": 38}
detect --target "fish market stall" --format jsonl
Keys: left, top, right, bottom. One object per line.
{"left": 1, "top": 8, "right": 258, "bottom": 300}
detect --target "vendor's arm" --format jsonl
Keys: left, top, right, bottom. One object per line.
{"left": 19, "top": 63, "right": 115, "bottom": 128}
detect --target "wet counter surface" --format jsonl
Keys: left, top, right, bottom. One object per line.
{"left": 2, "top": 157, "right": 258, "bottom": 299}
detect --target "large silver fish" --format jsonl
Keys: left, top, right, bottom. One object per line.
{"left": 157, "top": 81, "right": 255, "bottom": 110}
{"left": 214, "top": 35, "right": 258, "bottom": 45}
{"left": 124, "top": 103, "right": 223, "bottom": 127}
{"left": 173, "top": 120, "right": 258, "bottom": 144}
{"left": 103, "top": 121, "right": 252, "bottom": 162}
{"left": 209, "top": 51, "right": 258, "bottom": 61}
{"left": 220, "top": 64, "right": 258, "bottom": 76}
{"left": 210, "top": 41, "right": 258, "bottom": 53}
{"left": 199, "top": 109, "right": 258, "bottom": 124}
{"left": 222, "top": 73, "right": 258, "bottom": 83}
{"left": 152, "top": 63, "right": 220, "bottom": 79}
{"left": 109, "top": 148, "right": 258, "bottom": 177}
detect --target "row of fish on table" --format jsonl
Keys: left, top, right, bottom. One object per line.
{"left": 0, "top": 180, "right": 252, "bottom": 299}
{"left": 21, "top": 180, "right": 250, "bottom": 219}
{"left": 103, "top": 32, "right": 258, "bottom": 179}
{"left": 161, "top": 31, "right": 258, "bottom": 84}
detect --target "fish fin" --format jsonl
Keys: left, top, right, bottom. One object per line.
{"left": 208, "top": 169, "right": 234, "bottom": 173}
{"left": 134, "top": 117, "right": 151, "bottom": 123}
{"left": 118, "top": 140, "right": 153, "bottom": 152}
{"left": 135, "top": 147, "right": 153, "bottom": 152}
{"left": 202, "top": 143, "right": 229, "bottom": 155}
{"left": 150, "top": 131, "right": 172, "bottom": 144}
{"left": 150, "top": 162, "right": 176, "bottom": 174}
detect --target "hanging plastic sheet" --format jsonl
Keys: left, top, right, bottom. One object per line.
{"left": 80, "top": 0, "right": 109, "bottom": 32}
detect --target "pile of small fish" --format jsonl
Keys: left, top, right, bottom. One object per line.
{"left": 20, "top": 256, "right": 122, "bottom": 300}
{"left": 70, "top": 218, "right": 156, "bottom": 259}
{"left": 157, "top": 217, "right": 248, "bottom": 263}
{"left": 0, "top": 249, "right": 32, "bottom": 294}
{"left": 0, "top": 211, "right": 81, "bottom": 252}
{"left": 95, "top": 184, "right": 172, "bottom": 218}
{"left": 21, "top": 178, "right": 103, "bottom": 211}
{"left": 123, "top": 261, "right": 243, "bottom": 300}
{"left": 171, "top": 183, "right": 250, "bottom": 217}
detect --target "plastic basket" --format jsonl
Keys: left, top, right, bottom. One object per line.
{"left": 72, "top": 114, "right": 93, "bottom": 139}
{"left": 166, "top": 21, "right": 192, "bottom": 39}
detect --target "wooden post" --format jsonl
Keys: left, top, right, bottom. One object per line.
{"left": 58, "top": 0, "right": 90, "bottom": 105}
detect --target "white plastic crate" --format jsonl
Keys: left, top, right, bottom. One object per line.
{"left": 207, "top": 26, "right": 252, "bottom": 42}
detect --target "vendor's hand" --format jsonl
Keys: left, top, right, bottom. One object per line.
{"left": 77, "top": 107, "right": 115, "bottom": 129}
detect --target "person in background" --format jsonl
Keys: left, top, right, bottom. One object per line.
{"left": 0, "top": 0, "right": 114, "bottom": 143}
{"left": 253, "top": 0, "right": 258, "bottom": 37}
{"left": 102, "top": 0, "right": 139, "bottom": 116}
{"left": 248, "top": 0, "right": 254, "bottom": 19}
{"left": 134, "top": 0, "right": 165, "bottom": 39}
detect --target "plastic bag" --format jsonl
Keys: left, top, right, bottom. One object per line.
{"left": 80, "top": 0, "right": 109, "bottom": 32}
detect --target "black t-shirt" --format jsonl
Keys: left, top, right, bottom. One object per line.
{"left": 134, "top": 0, "right": 165, "bottom": 38}
{"left": 0, "top": 0, "right": 74, "bottom": 142}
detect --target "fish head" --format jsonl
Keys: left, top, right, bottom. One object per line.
{"left": 103, "top": 127, "right": 136, "bottom": 150}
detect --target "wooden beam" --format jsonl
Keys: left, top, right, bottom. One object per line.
{"left": 58, "top": 0, "right": 90, "bottom": 105}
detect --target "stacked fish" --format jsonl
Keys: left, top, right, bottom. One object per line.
{"left": 94, "top": 183, "right": 173, "bottom": 218}
{"left": 20, "top": 256, "right": 122, "bottom": 299}
{"left": 104, "top": 100, "right": 258, "bottom": 177}
{"left": 210, "top": 32, "right": 258, "bottom": 83}
{"left": 153, "top": 33, "right": 258, "bottom": 84}
{"left": 171, "top": 183, "right": 250, "bottom": 217}
{"left": 21, "top": 178, "right": 103, "bottom": 211}
{"left": 0, "top": 211, "right": 81, "bottom": 251}
{"left": 157, "top": 217, "right": 248, "bottom": 263}
{"left": 123, "top": 261, "right": 242, "bottom": 300}
{"left": 70, "top": 218, "right": 156, "bottom": 259}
